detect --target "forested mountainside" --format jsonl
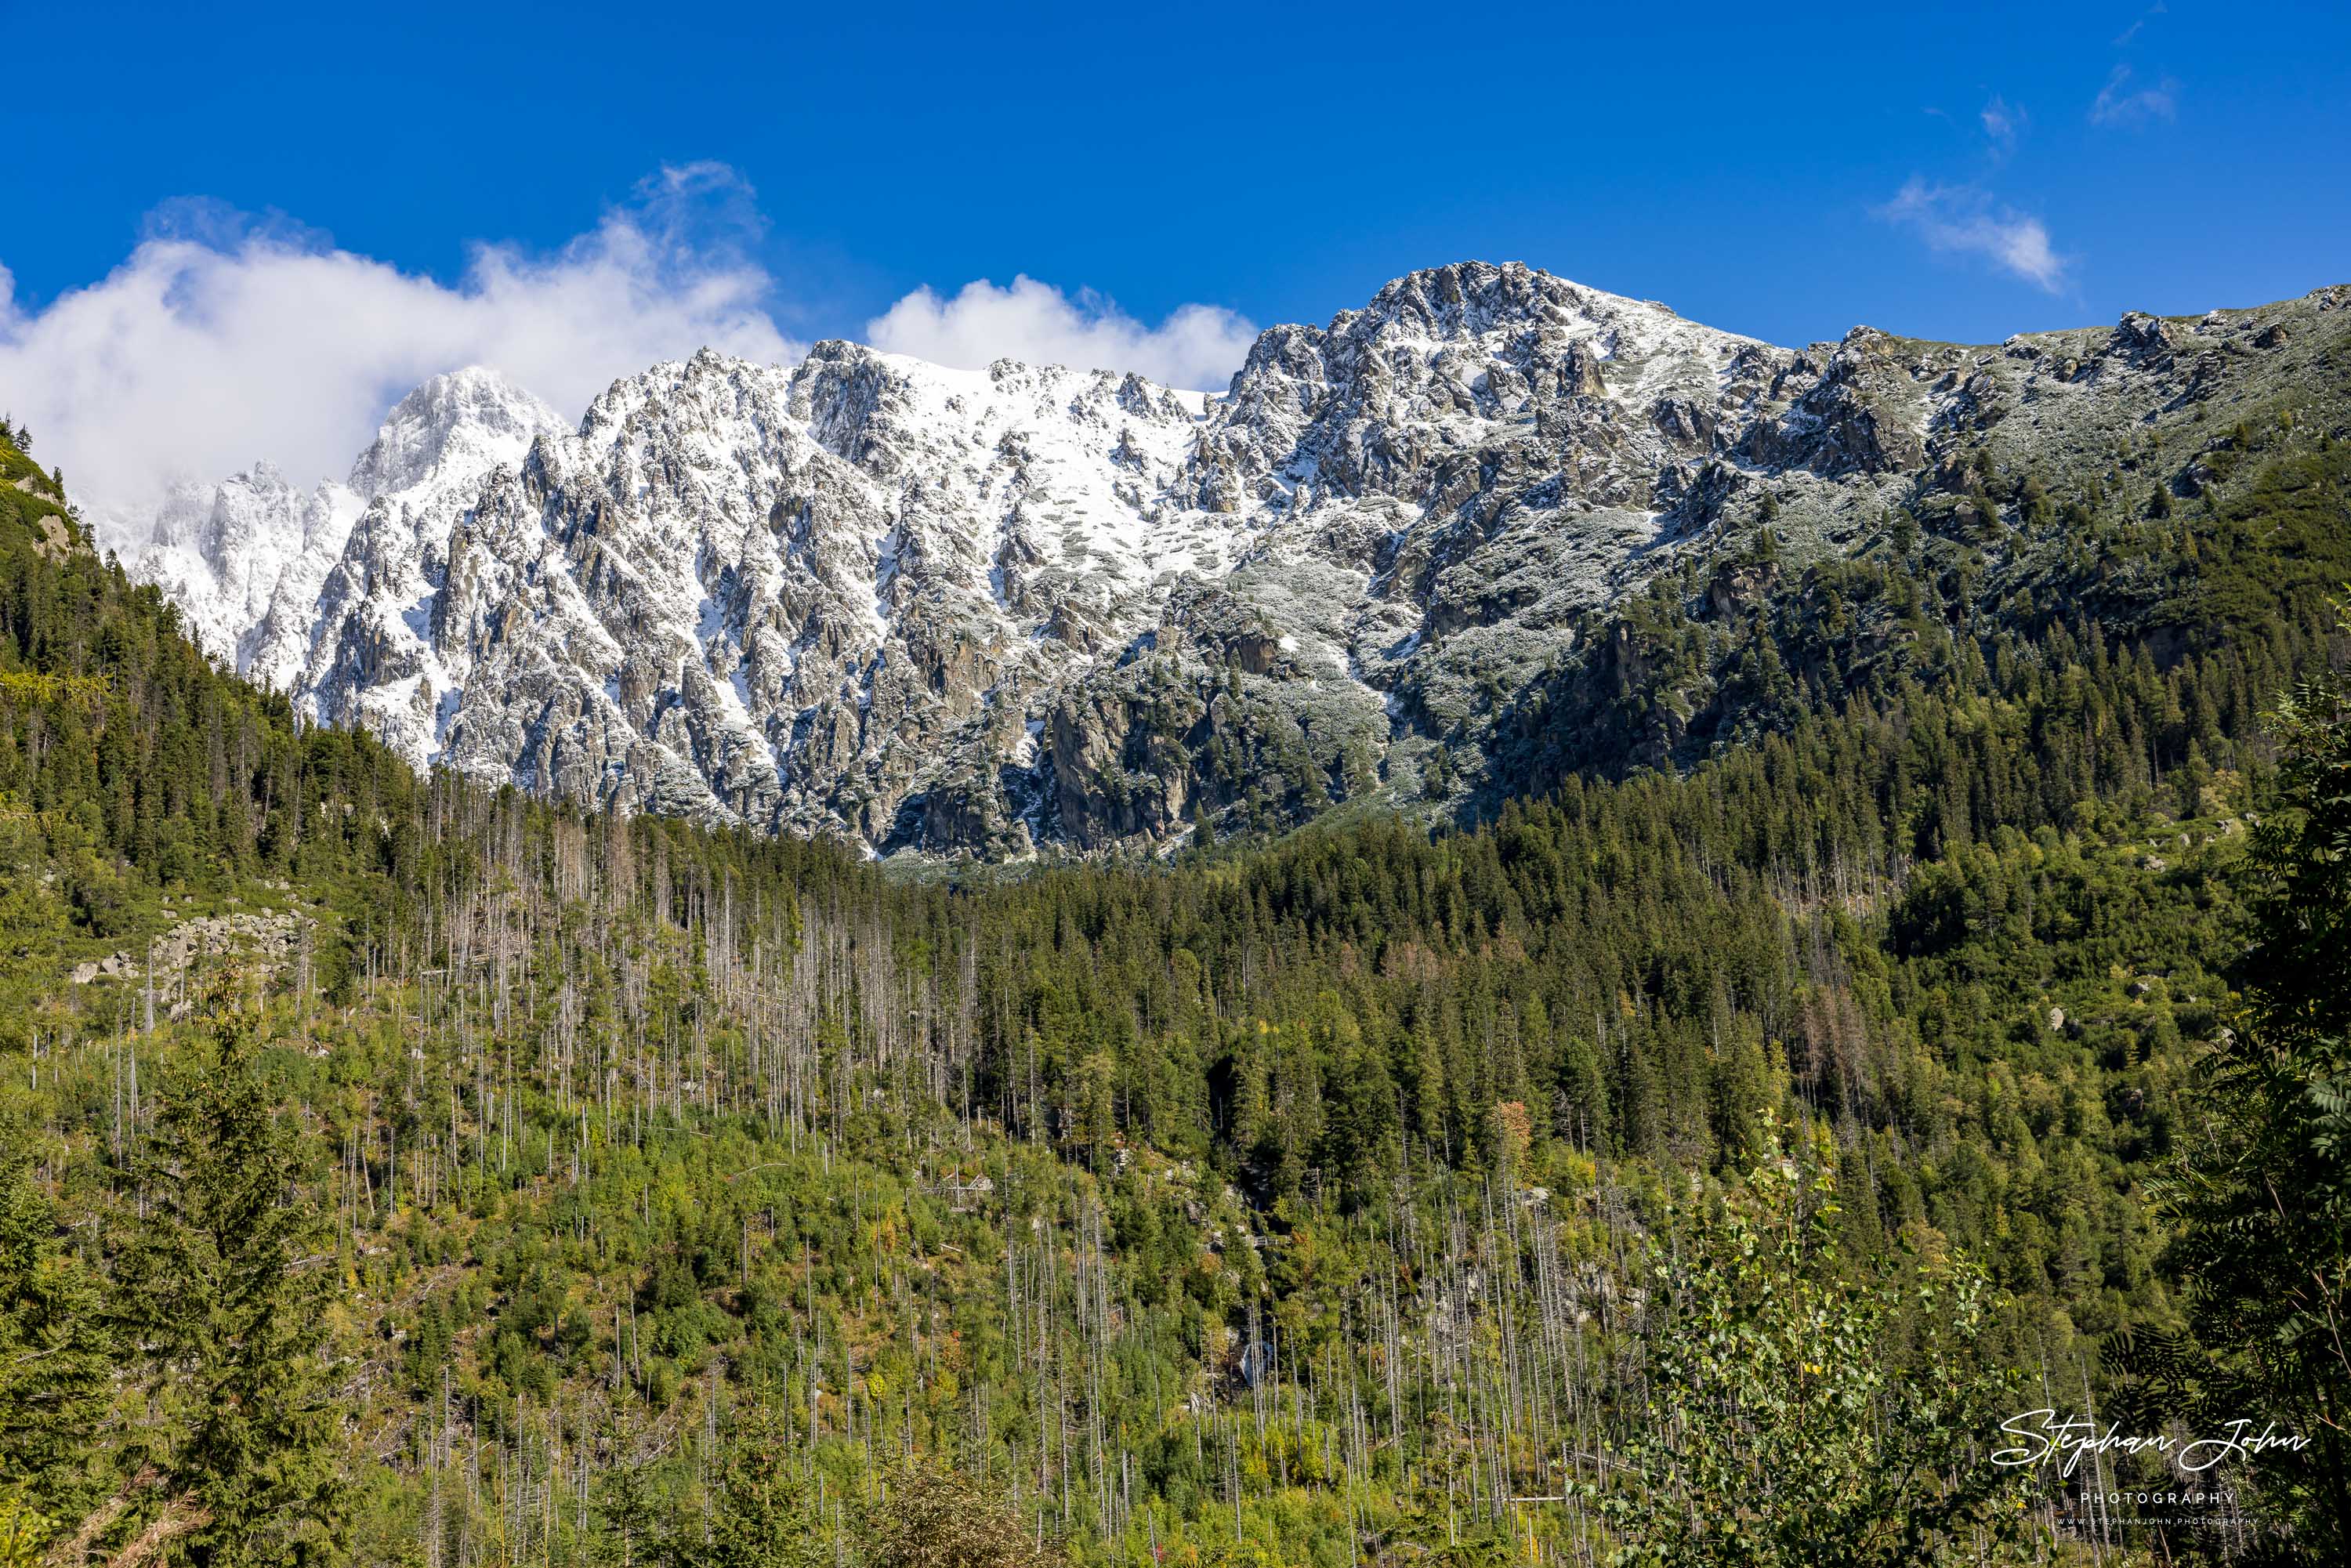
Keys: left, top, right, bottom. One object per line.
{"left": 116, "top": 266, "right": 2351, "bottom": 861}
{"left": 4, "top": 364, "right": 2351, "bottom": 1568}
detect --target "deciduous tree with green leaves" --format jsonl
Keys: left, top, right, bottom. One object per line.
{"left": 864, "top": 1467, "right": 1063, "bottom": 1568}
{"left": 0, "top": 1490, "right": 53, "bottom": 1568}
{"left": 1603, "top": 1117, "right": 2033, "bottom": 1567}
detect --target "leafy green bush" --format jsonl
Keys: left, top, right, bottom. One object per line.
{"left": 1603, "top": 1117, "right": 2034, "bottom": 1567}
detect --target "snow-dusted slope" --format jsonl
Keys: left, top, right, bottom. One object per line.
{"left": 424, "top": 345, "right": 1252, "bottom": 844}
{"left": 114, "top": 260, "right": 2337, "bottom": 859}
{"left": 134, "top": 465, "right": 363, "bottom": 666}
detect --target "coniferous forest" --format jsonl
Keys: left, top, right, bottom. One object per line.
{"left": 3, "top": 397, "right": 2350, "bottom": 1568}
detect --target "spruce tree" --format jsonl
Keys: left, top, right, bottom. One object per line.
{"left": 2156, "top": 646, "right": 2351, "bottom": 1555}
{"left": 690, "top": 1393, "right": 822, "bottom": 1568}
{"left": 590, "top": 1432, "right": 662, "bottom": 1568}
{"left": 0, "top": 1153, "right": 112, "bottom": 1522}
{"left": 113, "top": 983, "right": 342, "bottom": 1566}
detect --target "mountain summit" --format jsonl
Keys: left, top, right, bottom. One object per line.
{"left": 110, "top": 262, "right": 2351, "bottom": 858}
{"left": 132, "top": 366, "right": 567, "bottom": 715}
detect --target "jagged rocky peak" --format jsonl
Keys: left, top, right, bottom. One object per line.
{"left": 129, "top": 365, "right": 571, "bottom": 673}
{"left": 1198, "top": 260, "right": 1788, "bottom": 516}
{"left": 348, "top": 366, "right": 570, "bottom": 498}
{"left": 236, "top": 367, "right": 574, "bottom": 744}
{"left": 110, "top": 264, "right": 2351, "bottom": 863}
{"left": 580, "top": 346, "right": 792, "bottom": 440}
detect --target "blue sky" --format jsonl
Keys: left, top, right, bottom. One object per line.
{"left": 3, "top": 0, "right": 2346, "bottom": 519}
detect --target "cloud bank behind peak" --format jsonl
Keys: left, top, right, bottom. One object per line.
{"left": 867, "top": 274, "right": 1256, "bottom": 393}
{"left": 0, "top": 165, "right": 1262, "bottom": 545}
{"left": 0, "top": 165, "right": 798, "bottom": 536}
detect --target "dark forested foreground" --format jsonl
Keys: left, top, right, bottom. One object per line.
{"left": 4, "top": 412, "right": 2350, "bottom": 1567}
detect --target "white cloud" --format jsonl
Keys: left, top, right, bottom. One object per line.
{"left": 4, "top": 166, "right": 1261, "bottom": 543}
{"left": 868, "top": 275, "right": 1255, "bottom": 392}
{"left": 2090, "top": 64, "right": 2178, "bottom": 127}
{"left": 1980, "top": 94, "right": 2024, "bottom": 156}
{"left": 2115, "top": 2, "right": 2166, "bottom": 47}
{"left": 0, "top": 163, "right": 796, "bottom": 539}
{"left": 1877, "top": 178, "right": 2069, "bottom": 292}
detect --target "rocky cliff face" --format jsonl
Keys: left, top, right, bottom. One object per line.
{"left": 113, "top": 263, "right": 2351, "bottom": 859}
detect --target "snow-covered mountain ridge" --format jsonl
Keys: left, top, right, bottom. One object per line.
{"left": 113, "top": 261, "right": 2351, "bottom": 859}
